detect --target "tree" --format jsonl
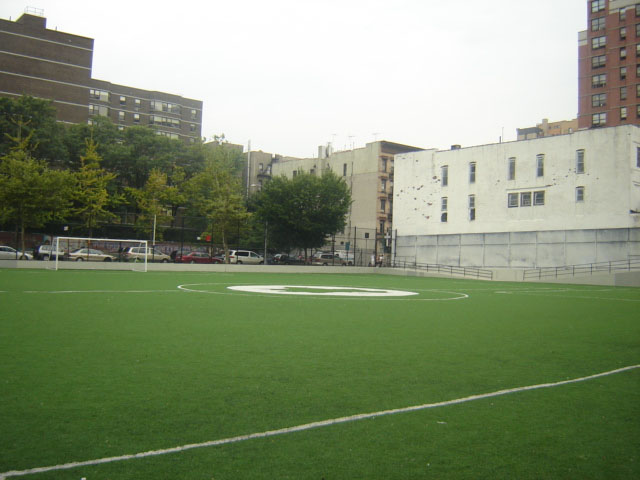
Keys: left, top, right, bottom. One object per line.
{"left": 0, "top": 136, "right": 74, "bottom": 254}
{"left": 0, "top": 96, "right": 69, "bottom": 168}
{"left": 126, "top": 168, "right": 181, "bottom": 242}
{"left": 254, "top": 170, "right": 351, "bottom": 257}
{"left": 73, "top": 138, "right": 120, "bottom": 237}
{"left": 184, "top": 147, "right": 249, "bottom": 262}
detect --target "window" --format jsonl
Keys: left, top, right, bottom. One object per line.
{"left": 441, "top": 197, "right": 448, "bottom": 222}
{"left": 343, "top": 163, "right": 347, "bottom": 176}
{"left": 469, "top": 162, "right": 476, "bottom": 184}
{"left": 89, "top": 104, "right": 108, "bottom": 116}
{"left": 259, "top": 163, "right": 263, "bottom": 172}
{"left": 637, "top": 44, "right": 640, "bottom": 56}
{"left": 134, "top": 98, "right": 141, "bottom": 110}
{"left": 536, "top": 154, "right": 544, "bottom": 177}
{"left": 592, "top": 112, "right": 607, "bottom": 126}
{"left": 521, "top": 192, "right": 532, "bottom": 207}
{"left": 637, "top": 147, "right": 640, "bottom": 167}
{"left": 591, "top": 0, "right": 604, "bottom": 13}
{"left": 621, "top": 27, "right": 628, "bottom": 40}
{"left": 508, "top": 157, "right": 516, "bottom": 180}
{"left": 636, "top": 23, "right": 640, "bottom": 36}
{"left": 592, "top": 16, "right": 606, "bottom": 31}
{"left": 576, "top": 186, "right": 585, "bottom": 202}
{"left": 468, "top": 195, "right": 476, "bottom": 221}
{"left": 441, "top": 165, "right": 448, "bottom": 186}
{"left": 190, "top": 123, "right": 196, "bottom": 132}
{"left": 592, "top": 36, "right": 606, "bottom": 49}
{"left": 592, "top": 73, "right": 607, "bottom": 87}
{"left": 592, "top": 93, "right": 606, "bottom": 107}
{"left": 621, "top": 9, "right": 627, "bottom": 22}
{"left": 89, "top": 89, "right": 109, "bottom": 102}
{"left": 533, "top": 191, "right": 545, "bottom": 206}
{"left": 118, "top": 111, "right": 125, "bottom": 122}
{"left": 621, "top": 66, "right": 628, "bottom": 79}
{"left": 133, "top": 113, "right": 140, "bottom": 123}
{"left": 637, "top": 84, "right": 640, "bottom": 97}
{"left": 576, "top": 149, "right": 585, "bottom": 174}
{"left": 592, "top": 54, "right": 607, "bottom": 69}
{"left": 292, "top": 170, "right": 297, "bottom": 177}
{"left": 381, "top": 157, "right": 388, "bottom": 172}
{"left": 190, "top": 109, "right": 197, "bottom": 120}
{"left": 621, "top": 86, "right": 628, "bottom": 101}
{"left": 637, "top": 4, "right": 640, "bottom": 16}
{"left": 381, "top": 179, "right": 387, "bottom": 192}
{"left": 621, "top": 106, "right": 628, "bottom": 120}
{"left": 637, "top": 104, "right": 640, "bottom": 118}
{"left": 508, "top": 193, "right": 519, "bottom": 208}
{"left": 621, "top": 47, "right": 627, "bottom": 60}
{"left": 380, "top": 198, "right": 386, "bottom": 212}
{"left": 380, "top": 221, "right": 385, "bottom": 234}
{"left": 119, "top": 96, "right": 126, "bottom": 105}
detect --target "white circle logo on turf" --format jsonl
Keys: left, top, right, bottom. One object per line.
{"left": 227, "top": 285, "right": 418, "bottom": 297}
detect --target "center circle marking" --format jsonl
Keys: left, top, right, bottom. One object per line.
{"left": 227, "top": 285, "right": 418, "bottom": 297}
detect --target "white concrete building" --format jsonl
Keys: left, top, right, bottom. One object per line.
{"left": 393, "top": 125, "right": 640, "bottom": 268}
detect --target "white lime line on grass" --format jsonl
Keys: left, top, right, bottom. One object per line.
{"left": 22, "top": 290, "right": 180, "bottom": 294}
{"left": 1, "top": 364, "right": 638, "bottom": 479}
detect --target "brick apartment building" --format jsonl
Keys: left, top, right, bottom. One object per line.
{"left": 0, "top": 10, "right": 202, "bottom": 142}
{"left": 578, "top": 0, "right": 640, "bottom": 128}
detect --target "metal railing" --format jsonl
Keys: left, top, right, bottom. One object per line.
{"left": 392, "top": 259, "right": 493, "bottom": 280}
{"left": 523, "top": 258, "right": 640, "bottom": 281}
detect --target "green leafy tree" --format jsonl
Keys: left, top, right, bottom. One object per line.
{"left": 73, "top": 138, "right": 120, "bottom": 237}
{"left": 126, "top": 168, "right": 182, "bottom": 242}
{"left": 0, "top": 135, "right": 74, "bottom": 254}
{"left": 254, "top": 170, "right": 351, "bottom": 257}
{"left": 184, "top": 147, "right": 249, "bottom": 262}
{"left": 0, "top": 95, "right": 69, "bottom": 168}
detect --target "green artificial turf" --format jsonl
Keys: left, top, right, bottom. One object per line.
{"left": 0, "top": 269, "right": 638, "bottom": 479}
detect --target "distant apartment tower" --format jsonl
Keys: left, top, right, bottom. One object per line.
{"left": 516, "top": 118, "right": 578, "bottom": 140}
{"left": 0, "top": 11, "right": 202, "bottom": 142}
{"left": 578, "top": 0, "right": 640, "bottom": 129}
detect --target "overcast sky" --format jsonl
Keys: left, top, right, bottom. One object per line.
{"left": 1, "top": 0, "right": 586, "bottom": 157}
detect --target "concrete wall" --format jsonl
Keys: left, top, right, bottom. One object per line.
{"left": 395, "top": 227, "right": 640, "bottom": 268}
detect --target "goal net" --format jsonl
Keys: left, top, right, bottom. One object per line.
{"left": 52, "top": 237, "right": 150, "bottom": 272}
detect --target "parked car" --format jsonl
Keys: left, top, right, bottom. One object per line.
{"left": 34, "top": 243, "right": 65, "bottom": 261}
{"left": 176, "top": 251, "right": 223, "bottom": 264}
{"left": 228, "top": 250, "right": 264, "bottom": 264}
{"left": 120, "top": 246, "right": 171, "bottom": 263}
{"left": 68, "top": 248, "right": 117, "bottom": 262}
{"left": 276, "top": 253, "right": 308, "bottom": 265}
{"left": 311, "top": 252, "right": 347, "bottom": 266}
{"left": 0, "top": 245, "right": 32, "bottom": 260}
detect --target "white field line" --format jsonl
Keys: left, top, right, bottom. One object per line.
{"left": 493, "top": 290, "right": 640, "bottom": 302}
{"left": 22, "top": 290, "right": 179, "bottom": 294}
{"left": 1, "top": 364, "right": 638, "bottom": 479}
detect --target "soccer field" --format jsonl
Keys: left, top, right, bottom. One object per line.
{"left": 1, "top": 269, "right": 638, "bottom": 479}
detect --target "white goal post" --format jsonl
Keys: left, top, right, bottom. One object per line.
{"left": 53, "top": 237, "right": 149, "bottom": 272}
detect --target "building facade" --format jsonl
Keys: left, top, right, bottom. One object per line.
{"left": 0, "top": 11, "right": 202, "bottom": 142}
{"left": 247, "top": 141, "right": 422, "bottom": 257}
{"left": 393, "top": 125, "right": 640, "bottom": 268}
{"left": 578, "top": 0, "right": 640, "bottom": 129}
{"left": 516, "top": 118, "right": 578, "bottom": 140}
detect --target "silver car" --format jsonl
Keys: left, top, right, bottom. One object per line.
{"left": 68, "top": 248, "right": 117, "bottom": 262}
{"left": 228, "top": 250, "right": 264, "bottom": 264}
{"left": 0, "top": 245, "right": 32, "bottom": 260}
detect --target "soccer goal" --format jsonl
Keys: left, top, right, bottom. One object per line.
{"left": 52, "top": 237, "right": 149, "bottom": 272}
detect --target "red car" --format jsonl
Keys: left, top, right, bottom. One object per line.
{"left": 176, "top": 251, "right": 222, "bottom": 264}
